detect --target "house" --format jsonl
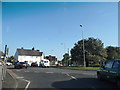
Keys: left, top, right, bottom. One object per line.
{"left": 14, "top": 47, "right": 44, "bottom": 66}
{"left": 45, "top": 55, "right": 58, "bottom": 66}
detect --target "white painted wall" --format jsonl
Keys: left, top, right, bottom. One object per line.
{"left": 14, "top": 51, "right": 45, "bottom": 66}
{"left": 18, "top": 55, "right": 42, "bottom": 66}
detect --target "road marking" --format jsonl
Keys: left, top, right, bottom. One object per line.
{"left": 46, "top": 72, "right": 53, "bottom": 74}
{"left": 25, "top": 71, "right": 30, "bottom": 72}
{"left": 16, "top": 70, "right": 21, "bottom": 72}
{"left": 16, "top": 77, "right": 24, "bottom": 79}
{"left": 66, "top": 73, "right": 70, "bottom": 76}
{"left": 8, "top": 70, "right": 18, "bottom": 77}
{"left": 71, "top": 76, "right": 77, "bottom": 80}
{"left": 22, "top": 79, "right": 31, "bottom": 90}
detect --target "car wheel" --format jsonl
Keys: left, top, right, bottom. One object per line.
{"left": 97, "top": 73, "right": 102, "bottom": 80}
{"left": 117, "top": 79, "right": 120, "bottom": 88}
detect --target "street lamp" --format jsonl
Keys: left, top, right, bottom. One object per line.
{"left": 80, "top": 24, "right": 86, "bottom": 67}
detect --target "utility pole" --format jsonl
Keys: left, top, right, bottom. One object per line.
{"left": 67, "top": 48, "right": 69, "bottom": 66}
{"left": 3, "top": 45, "right": 9, "bottom": 77}
{"left": 80, "top": 24, "right": 86, "bottom": 67}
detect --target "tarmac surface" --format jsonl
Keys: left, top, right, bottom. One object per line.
{"left": 4, "top": 66, "right": 117, "bottom": 89}
{"left": 0, "top": 66, "right": 2, "bottom": 90}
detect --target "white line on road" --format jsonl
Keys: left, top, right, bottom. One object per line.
{"left": 66, "top": 73, "right": 70, "bottom": 76}
{"left": 25, "top": 71, "right": 30, "bottom": 72}
{"left": 22, "top": 79, "right": 31, "bottom": 90}
{"left": 16, "top": 70, "right": 21, "bottom": 71}
{"left": 16, "top": 77, "right": 24, "bottom": 79}
{"left": 46, "top": 72, "right": 53, "bottom": 73}
{"left": 71, "top": 76, "right": 77, "bottom": 80}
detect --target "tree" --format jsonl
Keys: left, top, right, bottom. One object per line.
{"left": 71, "top": 37, "right": 107, "bottom": 66}
{"left": 8, "top": 56, "right": 14, "bottom": 62}
{"left": 106, "top": 46, "right": 120, "bottom": 61}
{"left": 62, "top": 53, "right": 70, "bottom": 66}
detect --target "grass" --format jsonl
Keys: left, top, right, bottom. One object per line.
{"left": 58, "top": 66, "right": 100, "bottom": 70}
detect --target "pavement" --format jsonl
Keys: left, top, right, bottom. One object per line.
{"left": 0, "top": 66, "right": 2, "bottom": 90}
{"left": 3, "top": 66, "right": 117, "bottom": 89}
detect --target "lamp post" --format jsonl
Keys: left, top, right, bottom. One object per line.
{"left": 80, "top": 24, "right": 86, "bottom": 67}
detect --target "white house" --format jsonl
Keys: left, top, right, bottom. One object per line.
{"left": 14, "top": 47, "right": 44, "bottom": 66}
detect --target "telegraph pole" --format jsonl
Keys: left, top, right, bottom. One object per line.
{"left": 80, "top": 24, "right": 86, "bottom": 67}
{"left": 3, "top": 45, "right": 9, "bottom": 77}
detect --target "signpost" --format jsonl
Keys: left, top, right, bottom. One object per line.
{"left": 3, "top": 45, "right": 9, "bottom": 77}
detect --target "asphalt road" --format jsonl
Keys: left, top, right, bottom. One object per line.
{"left": 7, "top": 66, "right": 117, "bottom": 89}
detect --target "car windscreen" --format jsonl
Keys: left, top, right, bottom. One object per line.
{"left": 20, "top": 62, "right": 26, "bottom": 64}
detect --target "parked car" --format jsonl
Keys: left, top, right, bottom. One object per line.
{"left": 14, "top": 62, "right": 28, "bottom": 69}
{"left": 13, "top": 62, "right": 18, "bottom": 65}
{"left": 6, "top": 62, "right": 12, "bottom": 66}
{"left": 57, "top": 63, "right": 62, "bottom": 66}
{"left": 97, "top": 59, "right": 120, "bottom": 88}
{"left": 40, "top": 59, "right": 50, "bottom": 68}
{"left": 31, "top": 62, "right": 38, "bottom": 67}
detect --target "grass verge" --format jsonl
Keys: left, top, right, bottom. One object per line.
{"left": 58, "top": 66, "right": 100, "bottom": 70}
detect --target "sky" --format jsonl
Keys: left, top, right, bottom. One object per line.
{"left": 2, "top": 2, "right": 118, "bottom": 60}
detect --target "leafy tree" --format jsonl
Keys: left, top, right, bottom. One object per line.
{"left": 7, "top": 56, "right": 14, "bottom": 62}
{"left": 106, "top": 46, "right": 120, "bottom": 60}
{"left": 62, "top": 53, "right": 70, "bottom": 66}
{"left": 71, "top": 37, "right": 107, "bottom": 66}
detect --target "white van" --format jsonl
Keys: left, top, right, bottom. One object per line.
{"left": 40, "top": 59, "right": 50, "bottom": 68}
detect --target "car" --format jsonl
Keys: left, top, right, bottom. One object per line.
{"left": 31, "top": 62, "right": 38, "bottom": 67}
{"left": 6, "top": 62, "right": 12, "bottom": 66}
{"left": 40, "top": 59, "right": 50, "bottom": 68}
{"left": 97, "top": 59, "right": 120, "bottom": 88}
{"left": 57, "top": 63, "right": 62, "bottom": 66}
{"left": 14, "top": 62, "right": 28, "bottom": 69}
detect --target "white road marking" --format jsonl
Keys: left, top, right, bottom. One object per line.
{"left": 25, "top": 71, "right": 30, "bottom": 72}
{"left": 46, "top": 72, "right": 53, "bottom": 73}
{"left": 22, "top": 79, "right": 31, "bottom": 90}
{"left": 71, "top": 76, "right": 77, "bottom": 80}
{"left": 16, "top": 70, "right": 21, "bottom": 71}
{"left": 16, "top": 77, "right": 24, "bottom": 79}
{"left": 66, "top": 73, "right": 70, "bottom": 76}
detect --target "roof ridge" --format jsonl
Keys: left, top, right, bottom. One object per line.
{"left": 17, "top": 48, "right": 43, "bottom": 56}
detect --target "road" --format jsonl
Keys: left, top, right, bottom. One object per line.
{"left": 7, "top": 66, "right": 117, "bottom": 89}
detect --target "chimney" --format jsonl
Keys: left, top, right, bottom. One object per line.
{"left": 32, "top": 47, "right": 35, "bottom": 50}
{"left": 37, "top": 50, "right": 40, "bottom": 52}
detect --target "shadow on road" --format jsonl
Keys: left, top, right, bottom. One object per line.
{"left": 52, "top": 77, "right": 117, "bottom": 89}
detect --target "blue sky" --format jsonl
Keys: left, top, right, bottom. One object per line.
{"left": 2, "top": 2, "right": 118, "bottom": 60}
